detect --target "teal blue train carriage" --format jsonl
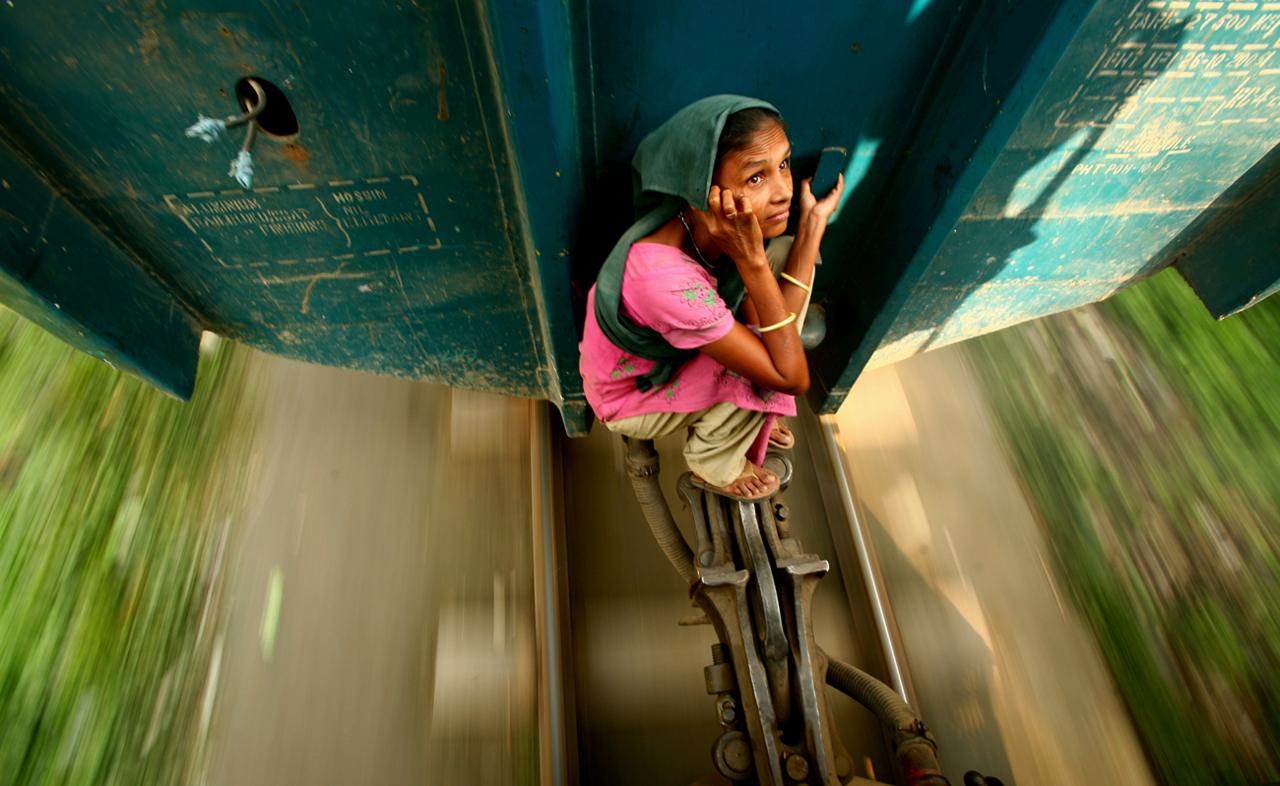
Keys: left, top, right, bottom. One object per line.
{"left": 2, "top": 0, "right": 1277, "bottom": 783}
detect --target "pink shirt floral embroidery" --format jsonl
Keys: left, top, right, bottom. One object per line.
{"left": 580, "top": 242, "right": 796, "bottom": 422}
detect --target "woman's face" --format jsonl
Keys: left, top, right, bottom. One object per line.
{"left": 713, "top": 120, "right": 794, "bottom": 239}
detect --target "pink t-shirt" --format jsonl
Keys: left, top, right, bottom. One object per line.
{"left": 579, "top": 242, "right": 797, "bottom": 422}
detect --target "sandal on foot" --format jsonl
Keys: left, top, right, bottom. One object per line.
{"left": 692, "top": 463, "right": 780, "bottom": 502}
{"left": 767, "top": 422, "right": 796, "bottom": 450}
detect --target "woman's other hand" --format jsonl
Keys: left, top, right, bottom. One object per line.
{"left": 692, "top": 186, "right": 766, "bottom": 269}
{"left": 798, "top": 173, "right": 844, "bottom": 228}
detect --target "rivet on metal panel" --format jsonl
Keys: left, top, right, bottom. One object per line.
{"left": 778, "top": 752, "right": 808, "bottom": 783}
{"left": 835, "top": 752, "right": 854, "bottom": 780}
{"left": 715, "top": 694, "right": 737, "bottom": 724}
{"left": 785, "top": 752, "right": 810, "bottom": 781}
{"left": 713, "top": 731, "right": 755, "bottom": 781}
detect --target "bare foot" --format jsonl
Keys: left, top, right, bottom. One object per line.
{"left": 696, "top": 462, "right": 780, "bottom": 501}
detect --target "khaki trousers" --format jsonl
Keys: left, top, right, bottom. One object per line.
{"left": 605, "top": 402, "right": 767, "bottom": 487}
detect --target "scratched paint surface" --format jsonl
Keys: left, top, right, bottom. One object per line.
{"left": 1, "top": 0, "right": 1278, "bottom": 419}
{"left": 164, "top": 177, "right": 443, "bottom": 270}
{"left": 0, "top": 1, "right": 547, "bottom": 398}
{"left": 162, "top": 177, "right": 448, "bottom": 330}
{"left": 0, "top": 140, "right": 201, "bottom": 397}
{"left": 869, "top": 0, "right": 1280, "bottom": 368}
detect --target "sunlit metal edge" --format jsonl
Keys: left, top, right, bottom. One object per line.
{"left": 531, "top": 402, "right": 574, "bottom": 785}
{"left": 814, "top": 413, "right": 918, "bottom": 709}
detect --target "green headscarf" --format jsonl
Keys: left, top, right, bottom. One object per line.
{"left": 593, "top": 94, "right": 780, "bottom": 391}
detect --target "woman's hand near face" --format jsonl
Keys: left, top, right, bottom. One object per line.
{"left": 695, "top": 185, "right": 807, "bottom": 395}
{"left": 797, "top": 173, "right": 844, "bottom": 230}
{"left": 691, "top": 186, "right": 767, "bottom": 270}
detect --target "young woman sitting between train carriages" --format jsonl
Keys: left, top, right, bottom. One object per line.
{"left": 580, "top": 95, "right": 843, "bottom": 501}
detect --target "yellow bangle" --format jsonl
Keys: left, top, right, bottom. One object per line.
{"left": 779, "top": 272, "right": 812, "bottom": 293}
{"left": 758, "top": 312, "right": 797, "bottom": 333}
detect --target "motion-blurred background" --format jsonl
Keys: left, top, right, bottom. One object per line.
{"left": 2, "top": 266, "right": 1277, "bottom": 786}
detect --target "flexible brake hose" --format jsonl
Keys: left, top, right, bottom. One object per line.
{"left": 824, "top": 652, "right": 950, "bottom": 786}
{"left": 824, "top": 653, "right": 919, "bottom": 732}
{"left": 623, "top": 438, "right": 696, "bottom": 584}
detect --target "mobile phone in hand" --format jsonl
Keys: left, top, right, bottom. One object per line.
{"left": 811, "top": 146, "right": 848, "bottom": 199}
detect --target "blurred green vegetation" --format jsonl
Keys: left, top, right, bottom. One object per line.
{"left": 967, "top": 270, "right": 1280, "bottom": 786}
{"left": 0, "top": 309, "right": 255, "bottom": 786}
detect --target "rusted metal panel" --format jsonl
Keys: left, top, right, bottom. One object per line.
{"left": 1, "top": 0, "right": 1276, "bottom": 425}
{"left": 1174, "top": 142, "right": 1280, "bottom": 317}
{"left": 810, "top": 0, "right": 1280, "bottom": 408}
{"left": 0, "top": 0, "right": 559, "bottom": 407}
{"left": 0, "top": 136, "right": 199, "bottom": 396}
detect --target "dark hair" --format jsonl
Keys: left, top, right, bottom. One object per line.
{"left": 715, "top": 108, "right": 787, "bottom": 166}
